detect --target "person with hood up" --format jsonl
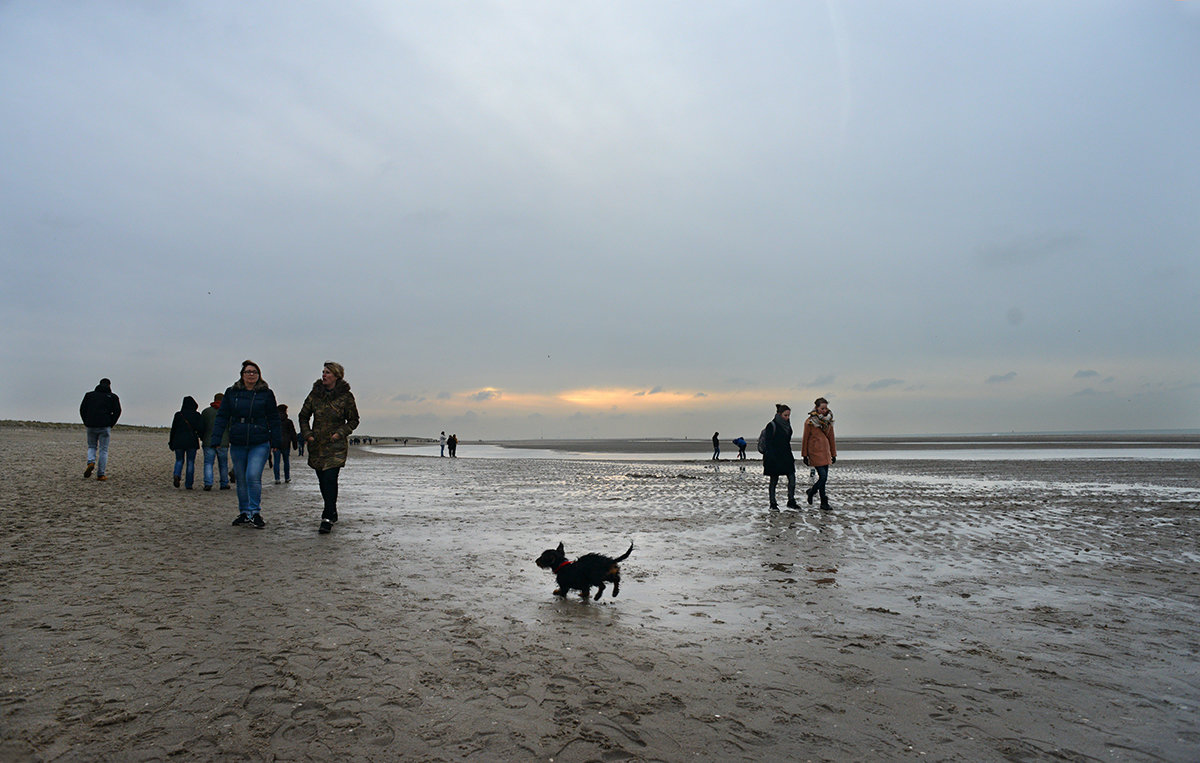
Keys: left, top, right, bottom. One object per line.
{"left": 211, "top": 360, "right": 283, "bottom": 528}
{"left": 299, "top": 361, "right": 360, "bottom": 534}
{"left": 79, "top": 377, "right": 121, "bottom": 480}
{"left": 801, "top": 397, "right": 838, "bottom": 510}
{"left": 169, "top": 396, "right": 204, "bottom": 489}
{"left": 762, "top": 403, "right": 799, "bottom": 510}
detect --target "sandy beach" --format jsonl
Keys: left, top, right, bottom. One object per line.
{"left": 2, "top": 422, "right": 1198, "bottom": 762}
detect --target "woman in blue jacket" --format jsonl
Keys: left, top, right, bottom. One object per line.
{"left": 211, "top": 359, "right": 283, "bottom": 528}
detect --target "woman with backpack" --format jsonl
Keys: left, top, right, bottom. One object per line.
{"left": 761, "top": 403, "right": 799, "bottom": 510}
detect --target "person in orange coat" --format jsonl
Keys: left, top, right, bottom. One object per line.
{"left": 801, "top": 397, "right": 837, "bottom": 510}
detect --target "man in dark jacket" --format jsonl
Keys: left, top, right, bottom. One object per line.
{"left": 80, "top": 378, "right": 121, "bottom": 480}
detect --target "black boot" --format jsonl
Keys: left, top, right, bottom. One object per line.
{"left": 819, "top": 496, "right": 832, "bottom": 511}
{"left": 805, "top": 487, "right": 816, "bottom": 505}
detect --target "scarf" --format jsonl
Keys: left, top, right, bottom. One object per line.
{"left": 807, "top": 411, "right": 834, "bottom": 430}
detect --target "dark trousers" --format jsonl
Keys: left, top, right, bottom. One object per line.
{"left": 811, "top": 465, "right": 829, "bottom": 499}
{"left": 316, "top": 467, "right": 341, "bottom": 517}
{"left": 769, "top": 472, "right": 796, "bottom": 505}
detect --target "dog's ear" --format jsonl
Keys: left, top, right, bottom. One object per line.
{"left": 556, "top": 542, "right": 564, "bottom": 553}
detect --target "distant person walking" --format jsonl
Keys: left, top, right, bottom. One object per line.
{"left": 169, "top": 396, "right": 204, "bottom": 489}
{"left": 762, "top": 403, "right": 799, "bottom": 510}
{"left": 439, "top": 431, "right": 447, "bottom": 457}
{"left": 200, "top": 393, "right": 230, "bottom": 491}
{"left": 447, "top": 433, "right": 458, "bottom": 458}
{"left": 802, "top": 397, "right": 837, "bottom": 510}
{"left": 79, "top": 377, "right": 121, "bottom": 481}
{"left": 211, "top": 360, "right": 282, "bottom": 528}
{"left": 712, "top": 431, "right": 720, "bottom": 460}
{"left": 733, "top": 436, "right": 748, "bottom": 460}
{"left": 273, "top": 404, "right": 298, "bottom": 484}
{"left": 299, "top": 362, "right": 360, "bottom": 535}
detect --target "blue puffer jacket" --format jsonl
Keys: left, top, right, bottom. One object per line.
{"left": 210, "top": 381, "right": 283, "bottom": 449}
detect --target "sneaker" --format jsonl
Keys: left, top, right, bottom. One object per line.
{"left": 203, "top": 485, "right": 212, "bottom": 491}
{"left": 219, "top": 484, "right": 231, "bottom": 490}
{"left": 84, "top": 462, "right": 95, "bottom": 478}
{"left": 274, "top": 480, "right": 281, "bottom": 485}
{"left": 96, "top": 475, "right": 107, "bottom": 481}
{"left": 232, "top": 514, "right": 250, "bottom": 526}
{"left": 251, "top": 514, "right": 265, "bottom": 529}
{"left": 786, "top": 500, "right": 800, "bottom": 509}
{"left": 319, "top": 520, "right": 332, "bottom": 534}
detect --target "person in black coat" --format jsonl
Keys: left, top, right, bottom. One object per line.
{"left": 79, "top": 378, "right": 121, "bottom": 480}
{"left": 169, "top": 396, "right": 204, "bottom": 489}
{"left": 762, "top": 403, "right": 799, "bottom": 510}
{"left": 210, "top": 360, "right": 283, "bottom": 528}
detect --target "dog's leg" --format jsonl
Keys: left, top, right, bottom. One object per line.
{"left": 612, "top": 577, "right": 620, "bottom": 597}
{"left": 594, "top": 583, "right": 605, "bottom": 601}
{"left": 580, "top": 587, "right": 590, "bottom": 600}
{"left": 553, "top": 587, "right": 565, "bottom": 597}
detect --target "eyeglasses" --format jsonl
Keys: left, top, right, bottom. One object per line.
{"left": 242, "top": 369, "right": 260, "bottom": 375}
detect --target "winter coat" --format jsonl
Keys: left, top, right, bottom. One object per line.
{"left": 299, "top": 379, "right": 359, "bottom": 471}
{"left": 80, "top": 383, "right": 121, "bottom": 428}
{"left": 801, "top": 419, "right": 837, "bottom": 467}
{"left": 279, "top": 413, "right": 299, "bottom": 451}
{"left": 761, "top": 414, "right": 796, "bottom": 476}
{"left": 169, "top": 396, "right": 204, "bottom": 451}
{"left": 200, "top": 403, "right": 230, "bottom": 448}
{"left": 210, "top": 380, "right": 283, "bottom": 449}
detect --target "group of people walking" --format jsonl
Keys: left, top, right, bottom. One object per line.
{"left": 760, "top": 398, "right": 837, "bottom": 511}
{"left": 85, "top": 372, "right": 837, "bottom": 526}
{"left": 82, "top": 360, "right": 360, "bottom": 535}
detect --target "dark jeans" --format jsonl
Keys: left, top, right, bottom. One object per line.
{"left": 812, "top": 465, "right": 829, "bottom": 499}
{"left": 769, "top": 472, "right": 796, "bottom": 505}
{"left": 316, "top": 467, "right": 341, "bottom": 518}
{"left": 272, "top": 448, "right": 290, "bottom": 481}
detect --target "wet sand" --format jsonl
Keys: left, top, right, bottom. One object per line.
{"left": 2, "top": 423, "right": 1198, "bottom": 761}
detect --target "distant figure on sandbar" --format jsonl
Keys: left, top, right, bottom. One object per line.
{"left": 211, "top": 360, "right": 282, "bottom": 529}
{"left": 169, "top": 396, "right": 204, "bottom": 489}
{"left": 200, "top": 393, "right": 230, "bottom": 491}
{"left": 300, "top": 362, "right": 360, "bottom": 535}
{"left": 448, "top": 433, "right": 458, "bottom": 457}
{"left": 712, "top": 431, "right": 720, "bottom": 460}
{"left": 801, "top": 397, "right": 837, "bottom": 511}
{"left": 80, "top": 377, "right": 121, "bottom": 481}
{"left": 273, "top": 404, "right": 298, "bottom": 484}
{"left": 733, "top": 436, "right": 747, "bottom": 460}
{"left": 761, "top": 403, "right": 798, "bottom": 510}
{"left": 439, "top": 431, "right": 447, "bottom": 457}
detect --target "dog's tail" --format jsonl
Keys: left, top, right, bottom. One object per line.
{"left": 614, "top": 542, "right": 634, "bottom": 563}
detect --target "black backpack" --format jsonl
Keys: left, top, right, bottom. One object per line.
{"left": 756, "top": 421, "right": 773, "bottom": 454}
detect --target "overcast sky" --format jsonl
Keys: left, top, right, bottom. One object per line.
{"left": 2, "top": 1, "right": 1197, "bottom": 439}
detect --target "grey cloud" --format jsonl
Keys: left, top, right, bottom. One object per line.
{"left": 469, "top": 390, "right": 501, "bottom": 402}
{"left": 1074, "top": 370, "right": 1100, "bottom": 379}
{"left": 987, "top": 372, "right": 1017, "bottom": 384}
{"left": 979, "top": 232, "right": 1085, "bottom": 268}
{"left": 391, "top": 393, "right": 425, "bottom": 403}
{"left": 858, "top": 378, "right": 905, "bottom": 392}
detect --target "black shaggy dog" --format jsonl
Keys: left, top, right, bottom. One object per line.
{"left": 535, "top": 541, "right": 633, "bottom": 601}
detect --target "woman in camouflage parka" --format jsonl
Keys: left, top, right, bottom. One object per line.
{"left": 299, "top": 361, "right": 360, "bottom": 534}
